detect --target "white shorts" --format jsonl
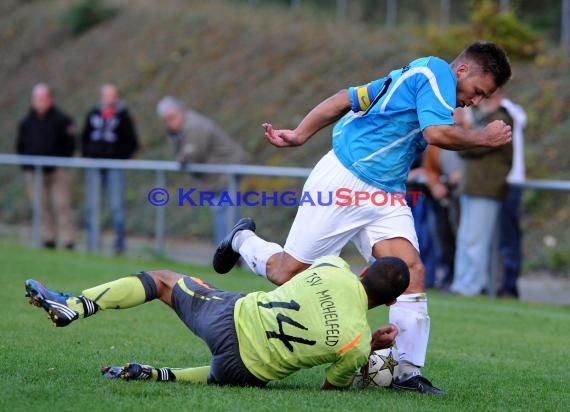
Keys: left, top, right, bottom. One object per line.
{"left": 284, "top": 150, "right": 419, "bottom": 264}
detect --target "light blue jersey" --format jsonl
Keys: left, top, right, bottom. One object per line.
{"left": 332, "top": 56, "right": 456, "bottom": 193}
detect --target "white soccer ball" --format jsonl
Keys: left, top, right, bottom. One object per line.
{"left": 351, "top": 347, "right": 399, "bottom": 388}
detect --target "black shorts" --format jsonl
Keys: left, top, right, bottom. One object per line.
{"left": 170, "top": 276, "right": 267, "bottom": 387}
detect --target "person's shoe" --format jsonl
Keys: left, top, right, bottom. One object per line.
{"left": 392, "top": 373, "right": 447, "bottom": 395}
{"left": 43, "top": 240, "right": 56, "bottom": 250}
{"left": 101, "top": 363, "right": 154, "bottom": 380}
{"left": 498, "top": 288, "right": 519, "bottom": 299}
{"left": 114, "top": 246, "right": 125, "bottom": 256}
{"left": 212, "top": 217, "right": 256, "bottom": 274}
{"left": 101, "top": 366, "right": 124, "bottom": 379}
{"left": 24, "top": 279, "right": 78, "bottom": 327}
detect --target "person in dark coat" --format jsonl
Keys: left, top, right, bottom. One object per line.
{"left": 16, "top": 83, "right": 76, "bottom": 249}
{"left": 82, "top": 84, "right": 140, "bottom": 254}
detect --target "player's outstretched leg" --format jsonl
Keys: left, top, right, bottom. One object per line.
{"left": 102, "top": 363, "right": 156, "bottom": 380}
{"left": 213, "top": 217, "right": 299, "bottom": 284}
{"left": 213, "top": 217, "right": 256, "bottom": 273}
{"left": 25, "top": 271, "right": 161, "bottom": 327}
{"left": 101, "top": 362, "right": 210, "bottom": 383}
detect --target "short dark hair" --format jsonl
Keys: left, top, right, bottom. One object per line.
{"left": 360, "top": 257, "right": 410, "bottom": 305}
{"left": 456, "top": 41, "right": 512, "bottom": 88}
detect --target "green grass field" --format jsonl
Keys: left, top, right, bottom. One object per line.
{"left": 2, "top": 242, "right": 569, "bottom": 411}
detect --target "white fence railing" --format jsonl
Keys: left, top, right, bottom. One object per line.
{"left": 1, "top": 153, "right": 569, "bottom": 260}
{"left": 0, "top": 154, "right": 311, "bottom": 253}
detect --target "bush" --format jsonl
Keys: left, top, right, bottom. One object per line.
{"left": 413, "top": 0, "right": 543, "bottom": 61}
{"left": 61, "top": 0, "right": 116, "bottom": 36}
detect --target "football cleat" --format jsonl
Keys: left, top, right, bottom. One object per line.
{"left": 25, "top": 279, "right": 78, "bottom": 327}
{"left": 101, "top": 366, "right": 125, "bottom": 379}
{"left": 212, "top": 217, "right": 256, "bottom": 274}
{"left": 392, "top": 373, "right": 447, "bottom": 395}
{"left": 101, "top": 363, "right": 154, "bottom": 380}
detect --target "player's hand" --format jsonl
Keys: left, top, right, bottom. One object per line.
{"left": 448, "top": 170, "right": 462, "bottom": 186}
{"left": 482, "top": 120, "right": 512, "bottom": 147}
{"left": 371, "top": 324, "right": 399, "bottom": 351}
{"left": 431, "top": 182, "right": 448, "bottom": 201}
{"left": 262, "top": 122, "right": 301, "bottom": 147}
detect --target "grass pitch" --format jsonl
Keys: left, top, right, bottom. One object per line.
{"left": 2, "top": 242, "right": 569, "bottom": 411}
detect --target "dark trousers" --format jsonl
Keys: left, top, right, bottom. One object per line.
{"left": 408, "top": 189, "right": 440, "bottom": 288}
{"left": 433, "top": 195, "right": 460, "bottom": 288}
{"left": 499, "top": 186, "right": 524, "bottom": 296}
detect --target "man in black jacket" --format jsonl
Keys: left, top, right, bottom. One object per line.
{"left": 16, "top": 83, "right": 76, "bottom": 249}
{"left": 81, "top": 84, "right": 139, "bottom": 254}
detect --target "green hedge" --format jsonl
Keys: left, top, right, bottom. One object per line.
{"left": 414, "top": 1, "right": 543, "bottom": 61}
{"left": 61, "top": 0, "right": 115, "bottom": 36}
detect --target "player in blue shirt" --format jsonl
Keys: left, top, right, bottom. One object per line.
{"left": 214, "top": 41, "right": 512, "bottom": 395}
{"left": 333, "top": 56, "right": 456, "bottom": 193}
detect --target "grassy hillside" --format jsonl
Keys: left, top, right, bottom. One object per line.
{"left": 0, "top": 0, "right": 569, "bottom": 270}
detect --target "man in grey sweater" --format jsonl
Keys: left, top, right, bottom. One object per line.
{"left": 157, "top": 97, "right": 247, "bottom": 245}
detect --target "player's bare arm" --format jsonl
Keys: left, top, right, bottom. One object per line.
{"left": 262, "top": 89, "right": 351, "bottom": 147}
{"left": 371, "top": 324, "right": 399, "bottom": 352}
{"left": 320, "top": 324, "right": 399, "bottom": 391}
{"left": 423, "top": 120, "right": 512, "bottom": 150}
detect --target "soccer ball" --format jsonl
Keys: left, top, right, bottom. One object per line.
{"left": 351, "top": 347, "right": 399, "bottom": 388}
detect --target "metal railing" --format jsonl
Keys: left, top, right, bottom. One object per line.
{"left": 1, "top": 153, "right": 569, "bottom": 287}
{"left": 0, "top": 154, "right": 311, "bottom": 253}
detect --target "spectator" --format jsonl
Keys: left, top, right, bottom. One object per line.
{"left": 156, "top": 96, "right": 247, "bottom": 245}
{"left": 82, "top": 84, "right": 140, "bottom": 255}
{"left": 423, "top": 109, "right": 468, "bottom": 289}
{"left": 423, "top": 146, "right": 463, "bottom": 289}
{"left": 406, "top": 154, "right": 440, "bottom": 289}
{"left": 498, "top": 98, "right": 527, "bottom": 299}
{"left": 16, "top": 83, "right": 76, "bottom": 250}
{"left": 450, "top": 91, "right": 513, "bottom": 296}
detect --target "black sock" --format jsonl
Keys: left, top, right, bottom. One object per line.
{"left": 78, "top": 295, "right": 99, "bottom": 318}
{"left": 155, "top": 368, "right": 176, "bottom": 382}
